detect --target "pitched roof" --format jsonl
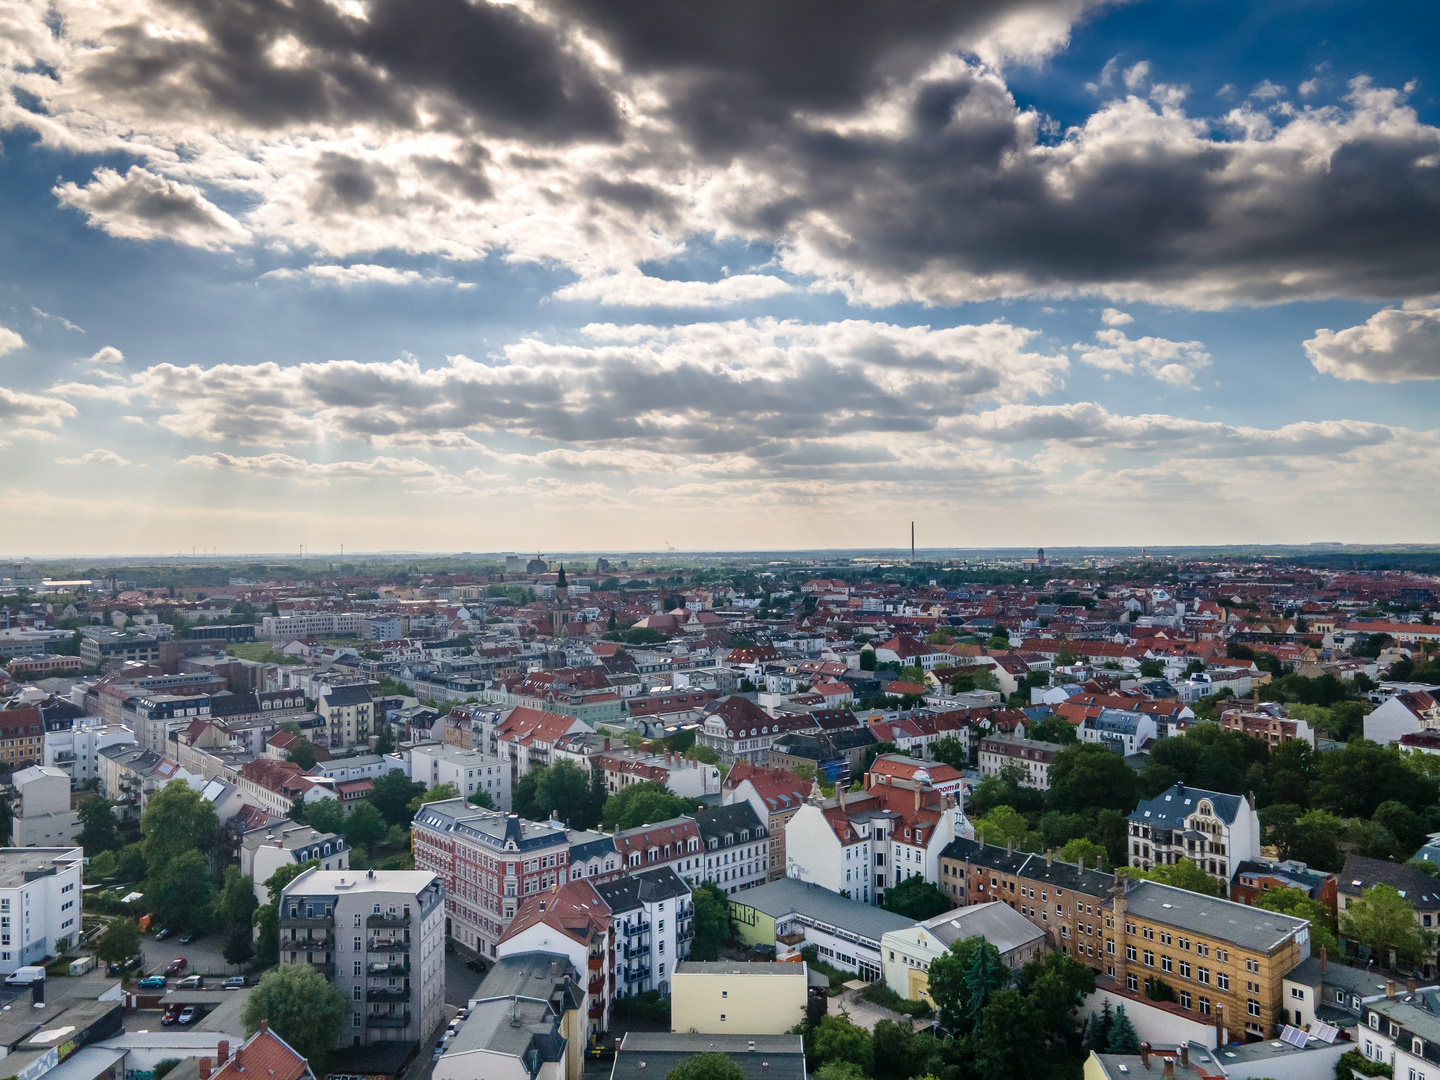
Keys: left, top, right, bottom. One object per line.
{"left": 215, "top": 1023, "right": 313, "bottom": 1080}
{"left": 1128, "top": 783, "right": 1244, "bottom": 827}
{"left": 1338, "top": 854, "right": 1440, "bottom": 908}
{"left": 596, "top": 866, "right": 691, "bottom": 912}
{"left": 499, "top": 879, "right": 612, "bottom": 947}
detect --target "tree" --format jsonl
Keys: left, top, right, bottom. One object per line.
{"left": 214, "top": 867, "right": 258, "bottom": 931}
{"left": 1046, "top": 744, "right": 1140, "bottom": 816}
{"left": 302, "top": 797, "right": 345, "bottom": 836}
{"left": 929, "top": 735, "right": 968, "bottom": 771}
{"left": 1138, "top": 659, "right": 1166, "bottom": 678}
{"left": 1342, "top": 884, "right": 1436, "bottom": 965}
{"left": 243, "top": 964, "right": 349, "bottom": 1073}
{"left": 285, "top": 741, "right": 317, "bottom": 770}
{"left": 811, "top": 1014, "right": 873, "bottom": 1075}
{"left": 1257, "top": 886, "right": 1338, "bottom": 959}
{"left": 1119, "top": 857, "right": 1223, "bottom": 897}
{"left": 665, "top": 1053, "right": 745, "bottom": 1080}
{"left": 973, "top": 805, "right": 1038, "bottom": 851}
{"left": 963, "top": 935, "right": 1006, "bottom": 1025}
{"left": 343, "top": 801, "right": 387, "bottom": 850}
{"left": 77, "top": 795, "right": 119, "bottom": 855}
{"left": 1106, "top": 1005, "right": 1140, "bottom": 1053}
{"left": 1058, "top": 837, "right": 1107, "bottom": 870}
{"left": 151, "top": 849, "right": 215, "bottom": 932}
{"left": 96, "top": 918, "right": 140, "bottom": 965}
{"left": 1310, "top": 740, "right": 1437, "bottom": 820}
{"left": 224, "top": 921, "right": 255, "bottom": 967}
{"left": 408, "top": 783, "right": 461, "bottom": 819}
{"left": 468, "top": 788, "right": 496, "bottom": 809}
{"left": 882, "top": 875, "right": 952, "bottom": 920}
{"left": 600, "top": 781, "right": 692, "bottom": 831}
{"left": 1025, "top": 716, "right": 1078, "bottom": 745}
{"left": 369, "top": 770, "right": 425, "bottom": 828}
{"left": 140, "top": 779, "right": 218, "bottom": 874}
{"left": 927, "top": 936, "right": 1006, "bottom": 1033}
{"left": 689, "top": 882, "right": 733, "bottom": 961}
{"left": 974, "top": 989, "right": 1044, "bottom": 1080}
{"left": 252, "top": 903, "right": 280, "bottom": 967}
{"left": 863, "top": 742, "right": 903, "bottom": 773}
{"left": 263, "top": 858, "right": 319, "bottom": 906}
{"left": 1017, "top": 951, "right": 1095, "bottom": 1041}
{"left": 1260, "top": 805, "right": 1344, "bottom": 871}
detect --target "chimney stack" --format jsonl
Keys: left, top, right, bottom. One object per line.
{"left": 914, "top": 784, "right": 921, "bottom": 814}
{"left": 1214, "top": 1003, "right": 1224, "bottom": 1043}
{"left": 200, "top": 1060, "right": 211, "bottom": 1080}
{"left": 604, "top": 737, "right": 611, "bottom": 751}
{"left": 748, "top": 1041, "right": 756, "bottom": 1053}
{"left": 1320, "top": 945, "right": 1327, "bottom": 973}
{"left": 1409, "top": 975, "right": 1418, "bottom": 994}
{"left": 1140, "top": 1043, "right": 1150, "bottom": 1068}
{"left": 838, "top": 784, "right": 846, "bottom": 811}
{"left": 1180, "top": 1046, "right": 1188, "bottom": 1067}
{"left": 218, "top": 1043, "right": 229, "bottom": 1065}
{"left": 1163, "top": 1059, "right": 1175, "bottom": 1080}
{"left": 1006, "top": 837, "right": 1013, "bottom": 856}
{"left": 1077, "top": 854, "right": 1084, "bottom": 873}
{"left": 1046, "top": 849, "right": 1053, "bottom": 868}
{"left": 977, "top": 829, "right": 985, "bottom": 849}
{"left": 1387, "top": 979, "right": 1397, "bottom": 999}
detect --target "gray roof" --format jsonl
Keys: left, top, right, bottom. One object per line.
{"left": 613, "top": 1033, "right": 805, "bottom": 1080}
{"left": 1128, "top": 782, "right": 1244, "bottom": 827}
{"left": 730, "top": 878, "right": 915, "bottom": 944}
{"left": 674, "top": 962, "right": 806, "bottom": 977}
{"left": 1123, "top": 879, "right": 1309, "bottom": 954}
{"left": 1338, "top": 854, "right": 1440, "bottom": 908}
{"left": 905, "top": 901, "right": 1046, "bottom": 954}
{"left": 414, "top": 800, "right": 570, "bottom": 853}
{"left": 567, "top": 830, "right": 616, "bottom": 863}
{"left": 596, "top": 866, "right": 690, "bottom": 914}
{"left": 1285, "top": 955, "right": 1393, "bottom": 997}
{"left": 0, "top": 847, "right": 82, "bottom": 889}
{"left": 320, "top": 684, "right": 372, "bottom": 706}
{"left": 940, "top": 837, "right": 1116, "bottom": 897}
{"left": 447, "top": 995, "right": 565, "bottom": 1069}
{"left": 692, "top": 803, "right": 764, "bottom": 847}
{"left": 1089, "top": 708, "right": 1149, "bottom": 735}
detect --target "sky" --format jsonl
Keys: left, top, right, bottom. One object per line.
{"left": 1, "top": 0, "right": 1438, "bottom": 557}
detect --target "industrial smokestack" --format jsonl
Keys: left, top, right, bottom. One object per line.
{"left": 911, "top": 523, "right": 915, "bottom": 564}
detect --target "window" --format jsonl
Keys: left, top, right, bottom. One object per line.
{"left": 354, "top": 937, "right": 362, "bottom": 951}
{"left": 1179, "top": 962, "right": 1190, "bottom": 979}
{"left": 1197, "top": 967, "right": 1209, "bottom": 984}
{"left": 1161, "top": 956, "right": 1173, "bottom": 973}
{"left": 353, "top": 987, "right": 362, "bottom": 1000}
{"left": 720, "top": 1015, "right": 726, "bottom": 1022}
{"left": 1369, "top": 1014, "right": 1380, "bottom": 1031}
{"left": 354, "top": 961, "right": 362, "bottom": 976}
{"left": 1143, "top": 951, "right": 1153, "bottom": 967}
{"left": 1217, "top": 973, "right": 1229, "bottom": 991}
{"left": 1126, "top": 974, "right": 1138, "bottom": 992}
{"left": 1199, "top": 997, "right": 1211, "bottom": 1016}
{"left": 1246, "top": 958, "right": 1259, "bottom": 973}
{"left": 1126, "top": 945, "right": 1136, "bottom": 961}
{"left": 1180, "top": 991, "right": 1191, "bottom": 1010}
{"left": 1414, "top": 1038, "right": 1425, "bottom": 1056}
{"left": 1248, "top": 999, "right": 1261, "bottom": 1018}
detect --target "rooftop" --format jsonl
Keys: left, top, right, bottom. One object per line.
{"left": 281, "top": 867, "right": 439, "bottom": 899}
{"left": 1123, "top": 879, "right": 1309, "bottom": 954}
{"left": 730, "top": 877, "right": 915, "bottom": 944}
{"left": 0, "top": 847, "right": 82, "bottom": 889}
{"left": 674, "top": 962, "right": 807, "bottom": 977}
{"left": 1128, "top": 782, "right": 1245, "bottom": 827}
{"left": 612, "top": 1033, "right": 805, "bottom": 1080}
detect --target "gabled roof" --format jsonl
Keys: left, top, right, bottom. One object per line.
{"left": 1338, "top": 854, "right": 1440, "bottom": 908}
{"left": 499, "top": 879, "right": 612, "bottom": 947}
{"left": 691, "top": 803, "right": 764, "bottom": 846}
{"left": 596, "top": 865, "right": 690, "bottom": 912}
{"left": 319, "top": 684, "right": 371, "bottom": 707}
{"left": 215, "top": 1023, "right": 314, "bottom": 1080}
{"left": 1128, "top": 783, "right": 1244, "bottom": 827}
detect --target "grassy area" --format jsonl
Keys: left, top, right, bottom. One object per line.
{"left": 859, "top": 980, "right": 933, "bottom": 1018}
{"left": 225, "top": 642, "right": 304, "bottom": 664}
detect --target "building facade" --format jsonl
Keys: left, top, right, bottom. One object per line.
{"left": 1127, "top": 783, "right": 1260, "bottom": 890}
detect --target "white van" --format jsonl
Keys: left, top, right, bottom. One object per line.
{"left": 5, "top": 967, "right": 45, "bottom": 986}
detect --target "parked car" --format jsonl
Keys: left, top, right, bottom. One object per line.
{"left": 222, "top": 976, "right": 247, "bottom": 990}
{"left": 107, "top": 962, "right": 121, "bottom": 977}
{"left": 179, "top": 930, "right": 202, "bottom": 944}
{"left": 465, "top": 958, "right": 483, "bottom": 972}
{"left": 176, "top": 975, "right": 204, "bottom": 989}
{"left": 138, "top": 975, "right": 167, "bottom": 988}
{"left": 178, "top": 1007, "right": 196, "bottom": 1025}
{"left": 161, "top": 1005, "right": 183, "bottom": 1026}
{"left": 431, "top": 1047, "right": 445, "bottom": 1062}
{"left": 167, "top": 958, "right": 188, "bottom": 974}
{"left": 125, "top": 956, "right": 143, "bottom": 971}
{"left": 154, "top": 928, "right": 172, "bottom": 941}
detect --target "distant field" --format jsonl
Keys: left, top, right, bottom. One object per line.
{"left": 224, "top": 641, "right": 285, "bottom": 662}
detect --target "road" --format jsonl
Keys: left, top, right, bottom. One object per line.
{"left": 401, "top": 952, "right": 487, "bottom": 1080}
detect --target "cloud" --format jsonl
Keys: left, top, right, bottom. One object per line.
{"left": 1122, "top": 61, "right": 1151, "bottom": 91}
{"left": 178, "top": 451, "right": 468, "bottom": 489}
{"left": 0, "top": 328, "right": 25, "bottom": 357}
{"left": 1250, "top": 80, "right": 1287, "bottom": 100}
{"left": 1073, "top": 329, "right": 1211, "bottom": 386}
{"left": 31, "top": 308, "right": 85, "bottom": 333}
{"left": 1304, "top": 304, "right": 1440, "bottom": 381}
{"left": 553, "top": 270, "right": 793, "bottom": 307}
{"left": 121, "top": 317, "right": 1069, "bottom": 451}
{"left": 0, "top": 387, "right": 78, "bottom": 430}
{"left": 87, "top": 346, "right": 125, "bottom": 365}
{"left": 1100, "top": 307, "right": 1133, "bottom": 326}
{"left": 53, "top": 167, "right": 251, "bottom": 249}
{"left": 56, "top": 449, "right": 131, "bottom": 466}
{"left": 261, "top": 264, "right": 463, "bottom": 287}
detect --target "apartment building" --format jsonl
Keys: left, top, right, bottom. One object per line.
{"left": 127, "top": 693, "right": 213, "bottom": 754}
{"left": 696, "top": 696, "right": 814, "bottom": 767}
{"left": 279, "top": 868, "right": 446, "bottom": 1048}
{"left": 595, "top": 749, "right": 719, "bottom": 801}
{"left": 1218, "top": 706, "right": 1316, "bottom": 748}
{"left": 612, "top": 818, "right": 705, "bottom": 883}
{"left": 316, "top": 685, "right": 374, "bottom": 749}
{"left": 242, "top": 824, "right": 349, "bottom": 903}
{"left": 496, "top": 882, "right": 615, "bottom": 1037}
{"left": 690, "top": 804, "right": 768, "bottom": 895}
{"left": 0, "top": 707, "right": 47, "bottom": 768}
{"left": 671, "top": 961, "right": 808, "bottom": 1034}
{"left": 939, "top": 838, "right": 1117, "bottom": 972}
{"left": 261, "top": 612, "right": 368, "bottom": 640}
{"left": 406, "top": 743, "right": 512, "bottom": 811}
{"left": 595, "top": 867, "right": 692, "bottom": 998}
{"left": 1127, "top": 782, "right": 1260, "bottom": 890}
{"left": 0, "top": 846, "right": 84, "bottom": 970}
{"left": 976, "top": 735, "right": 1067, "bottom": 791}
{"left": 1357, "top": 984, "right": 1440, "bottom": 1078}
{"left": 723, "top": 764, "right": 814, "bottom": 882}
{"left": 411, "top": 800, "right": 571, "bottom": 958}
{"left": 80, "top": 630, "right": 162, "bottom": 667}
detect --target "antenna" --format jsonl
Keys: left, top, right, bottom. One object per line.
{"left": 911, "top": 522, "right": 915, "bottom": 564}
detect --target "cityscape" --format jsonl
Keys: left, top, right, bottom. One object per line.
{"left": 1, "top": 0, "right": 1438, "bottom": 1079}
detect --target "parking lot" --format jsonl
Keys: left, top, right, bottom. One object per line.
{"left": 138, "top": 930, "right": 238, "bottom": 980}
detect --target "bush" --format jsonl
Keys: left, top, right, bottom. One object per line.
{"left": 800, "top": 946, "right": 850, "bottom": 994}
{"left": 1337, "top": 1049, "right": 1393, "bottom": 1080}
{"left": 859, "top": 980, "right": 933, "bottom": 1018}
{"left": 612, "top": 990, "right": 671, "bottom": 1026}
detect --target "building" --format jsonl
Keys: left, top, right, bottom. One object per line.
{"left": 768, "top": 730, "right": 877, "bottom": 786}
{"left": 612, "top": 818, "right": 705, "bottom": 882}
{"left": 976, "top": 735, "right": 1066, "bottom": 790}
{"left": 0, "top": 846, "right": 84, "bottom": 970}
{"left": 1229, "top": 859, "right": 1336, "bottom": 916}
{"left": 407, "top": 743, "right": 512, "bottom": 811}
{"left": 1358, "top": 985, "right": 1440, "bottom": 1080}
{"left": 612, "top": 1034, "right": 805, "bottom": 1080}
{"left": 242, "top": 824, "right": 349, "bottom": 903}
{"left": 938, "top": 838, "right": 1117, "bottom": 971}
{"left": 261, "top": 612, "right": 368, "bottom": 640}
{"left": 316, "top": 685, "right": 374, "bottom": 749}
{"left": 79, "top": 630, "right": 162, "bottom": 667}
{"left": 1282, "top": 950, "right": 1391, "bottom": 1030}
{"left": 411, "top": 800, "right": 571, "bottom": 959}
{"left": 783, "top": 781, "right": 970, "bottom": 906}
{"left": 171, "top": 1022, "right": 315, "bottom": 1080}
{"left": 566, "top": 832, "right": 622, "bottom": 885}
{"left": 436, "top": 953, "right": 585, "bottom": 1080}
{"left": 1079, "top": 709, "right": 1159, "bottom": 756}
{"left": 1084, "top": 1038, "right": 1348, "bottom": 1080}
{"left": 492, "top": 707, "right": 592, "bottom": 781}
{"left": 690, "top": 804, "right": 769, "bottom": 895}
{"left": 697, "top": 696, "right": 814, "bottom": 767}
{"left": 495, "top": 884, "right": 614, "bottom": 1037}
{"left": 1127, "top": 783, "right": 1260, "bottom": 889}
{"left": 723, "top": 764, "right": 812, "bottom": 882}
{"left": 730, "top": 877, "right": 915, "bottom": 983}
{"left": 1218, "top": 707, "right": 1316, "bottom": 748}
{"left": 864, "top": 754, "right": 965, "bottom": 800}
{"left": 278, "top": 868, "right": 446, "bottom": 1048}
{"left": 670, "top": 962, "right": 808, "bottom": 1034}
{"left": 1111, "top": 878, "right": 1311, "bottom": 1041}
{"left": 10, "top": 766, "right": 79, "bottom": 848}
{"left": 881, "top": 901, "right": 1047, "bottom": 1002}
{"left": 1364, "top": 689, "right": 1440, "bottom": 746}
{"left": 1337, "top": 854, "right": 1440, "bottom": 938}
{"left": 595, "top": 867, "right": 692, "bottom": 998}
{"left": 0, "top": 707, "right": 47, "bottom": 768}
{"left": 595, "top": 749, "right": 719, "bottom": 801}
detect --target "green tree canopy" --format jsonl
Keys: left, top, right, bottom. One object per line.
{"left": 95, "top": 918, "right": 140, "bottom": 965}
{"left": 1106, "top": 1004, "right": 1140, "bottom": 1053}
{"left": 927, "top": 936, "right": 1007, "bottom": 1033}
{"left": 1309, "top": 739, "right": 1437, "bottom": 819}
{"left": 369, "top": 770, "right": 425, "bottom": 828}
{"left": 302, "top": 797, "right": 345, "bottom": 836}
{"left": 213, "top": 866, "right": 258, "bottom": 930}
{"left": 1342, "top": 883, "right": 1436, "bottom": 965}
{"left": 285, "top": 741, "right": 317, "bottom": 770}
{"left": 514, "top": 761, "right": 603, "bottom": 829}
{"left": 150, "top": 849, "right": 215, "bottom": 932}
{"left": 882, "top": 875, "right": 952, "bottom": 920}
{"left": 223, "top": 921, "right": 254, "bottom": 967}
{"left": 242, "top": 964, "right": 349, "bottom": 1074}
{"left": 1025, "top": 716, "right": 1078, "bottom": 745}
{"left": 263, "top": 858, "right": 319, "bottom": 907}
{"left": 1258, "top": 805, "right": 1344, "bottom": 871}
{"left": 973, "top": 805, "right": 1040, "bottom": 852}
{"left": 1256, "top": 886, "right": 1338, "bottom": 959}
{"left": 811, "top": 1014, "right": 874, "bottom": 1075}
{"left": 974, "top": 988, "right": 1044, "bottom": 1080}
{"left": 1119, "top": 857, "right": 1224, "bottom": 897}
{"left": 1046, "top": 744, "right": 1140, "bottom": 816}
{"left": 1058, "top": 837, "right": 1108, "bottom": 870}
{"left": 929, "top": 735, "right": 968, "bottom": 771}
{"left": 343, "top": 801, "right": 387, "bottom": 850}
{"left": 689, "top": 882, "right": 734, "bottom": 962}
{"left": 600, "top": 781, "right": 694, "bottom": 831}
{"left": 77, "top": 795, "right": 119, "bottom": 855}
{"left": 1016, "top": 951, "right": 1096, "bottom": 1041}
{"left": 140, "top": 779, "right": 218, "bottom": 874}
{"left": 665, "top": 1054, "right": 745, "bottom": 1080}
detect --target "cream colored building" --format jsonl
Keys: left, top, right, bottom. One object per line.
{"left": 881, "top": 902, "right": 1047, "bottom": 1003}
{"left": 670, "top": 961, "right": 808, "bottom": 1034}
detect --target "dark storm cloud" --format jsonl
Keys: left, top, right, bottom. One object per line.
{"left": 80, "top": 0, "right": 620, "bottom": 141}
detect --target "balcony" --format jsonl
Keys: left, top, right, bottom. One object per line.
{"left": 622, "top": 966, "right": 650, "bottom": 983}
{"left": 366, "top": 987, "right": 411, "bottom": 1003}
{"left": 623, "top": 943, "right": 650, "bottom": 960}
{"left": 285, "top": 930, "right": 335, "bottom": 948}
{"left": 587, "top": 954, "right": 603, "bottom": 971}
{"left": 679, "top": 926, "right": 695, "bottom": 942}
{"left": 367, "top": 914, "right": 409, "bottom": 929}
{"left": 368, "top": 936, "right": 409, "bottom": 951}
{"left": 588, "top": 1003, "right": 606, "bottom": 1020}
{"left": 280, "top": 915, "right": 335, "bottom": 930}
{"left": 588, "top": 976, "right": 604, "bottom": 995}
{"left": 675, "top": 903, "right": 694, "bottom": 920}
{"left": 366, "top": 1013, "right": 412, "bottom": 1029}
{"left": 368, "top": 961, "right": 410, "bottom": 976}
{"left": 623, "top": 921, "right": 650, "bottom": 937}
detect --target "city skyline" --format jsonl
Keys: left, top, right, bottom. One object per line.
{"left": 1, "top": 0, "right": 1438, "bottom": 553}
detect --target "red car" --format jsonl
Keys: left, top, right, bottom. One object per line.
{"left": 167, "top": 958, "right": 188, "bottom": 974}
{"left": 161, "top": 1005, "right": 183, "bottom": 1026}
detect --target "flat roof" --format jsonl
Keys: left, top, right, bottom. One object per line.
{"left": 729, "top": 878, "right": 914, "bottom": 944}
{"left": 283, "top": 869, "right": 438, "bottom": 897}
{"left": 0, "top": 848, "right": 81, "bottom": 889}
{"left": 674, "top": 962, "right": 806, "bottom": 977}
{"left": 614, "top": 1033, "right": 805, "bottom": 1080}
{"left": 1124, "top": 880, "right": 1309, "bottom": 954}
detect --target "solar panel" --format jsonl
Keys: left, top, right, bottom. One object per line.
{"left": 1310, "top": 1022, "right": 1340, "bottom": 1045}
{"left": 1278, "top": 1025, "right": 1309, "bottom": 1049}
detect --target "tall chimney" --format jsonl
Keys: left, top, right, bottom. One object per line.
{"left": 1387, "top": 979, "right": 1397, "bottom": 999}
{"left": 218, "top": 1042, "right": 230, "bottom": 1064}
{"left": 1046, "top": 849, "right": 1053, "bottom": 868}
{"left": 1077, "top": 854, "right": 1084, "bottom": 873}
{"left": 1320, "top": 945, "right": 1327, "bottom": 973}
{"left": 1006, "top": 837, "right": 1013, "bottom": 856}
{"left": 1409, "top": 975, "right": 1418, "bottom": 994}
{"left": 1180, "top": 1046, "right": 1188, "bottom": 1067}
{"left": 1140, "top": 1043, "right": 1150, "bottom": 1068}
{"left": 914, "top": 784, "right": 921, "bottom": 814}
{"left": 1163, "top": 1059, "right": 1175, "bottom": 1080}
{"left": 977, "top": 829, "right": 985, "bottom": 849}
{"left": 911, "top": 522, "right": 915, "bottom": 564}
{"left": 838, "top": 784, "right": 846, "bottom": 811}
{"left": 200, "top": 1060, "right": 211, "bottom": 1080}
{"left": 1214, "top": 1003, "right": 1224, "bottom": 1043}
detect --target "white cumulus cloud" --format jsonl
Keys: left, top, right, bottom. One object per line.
{"left": 1304, "top": 304, "right": 1440, "bottom": 382}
